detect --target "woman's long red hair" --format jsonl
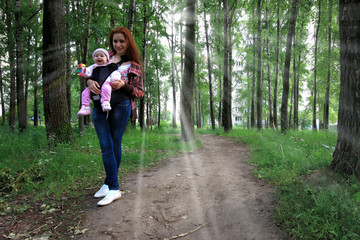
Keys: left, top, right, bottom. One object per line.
{"left": 109, "top": 27, "right": 142, "bottom": 67}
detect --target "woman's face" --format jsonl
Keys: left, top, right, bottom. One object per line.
{"left": 112, "top": 33, "right": 128, "bottom": 56}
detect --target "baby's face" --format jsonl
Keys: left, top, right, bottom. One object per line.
{"left": 93, "top": 52, "right": 109, "bottom": 65}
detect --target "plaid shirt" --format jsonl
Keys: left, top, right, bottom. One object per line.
{"left": 123, "top": 61, "right": 144, "bottom": 120}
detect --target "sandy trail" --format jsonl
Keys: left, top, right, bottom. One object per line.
{"left": 77, "top": 134, "right": 287, "bottom": 240}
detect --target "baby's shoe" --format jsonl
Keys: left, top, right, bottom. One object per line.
{"left": 77, "top": 105, "right": 91, "bottom": 116}
{"left": 102, "top": 101, "right": 111, "bottom": 112}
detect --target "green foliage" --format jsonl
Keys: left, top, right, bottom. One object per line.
{"left": 216, "top": 128, "right": 360, "bottom": 239}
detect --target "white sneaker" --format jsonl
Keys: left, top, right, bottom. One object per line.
{"left": 94, "top": 184, "right": 109, "bottom": 198}
{"left": 97, "top": 190, "right": 121, "bottom": 206}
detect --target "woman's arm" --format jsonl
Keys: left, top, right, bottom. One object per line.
{"left": 87, "top": 79, "right": 101, "bottom": 95}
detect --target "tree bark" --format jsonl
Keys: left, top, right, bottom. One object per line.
{"left": 6, "top": 0, "right": 16, "bottom": 131}
{"left": 139, "top": 0, "right": 147, "bottom": 130}
{"left": 222, "top": 0, "right": 231, "bottom": 132}
{"left": 128, "top": 0, "right": 135, "bottom": 32}
{"left": 65, "top": 0, "right": 71, "bottom": 122}
{"left": 323, "top": 0, "right": 333, "bottom": 130}
{"left": 265, "top": 6, "right": 274, "bottom": 129}
{"left": 312, "top": 0, "right": 321, "bottom": 131}
{"left": 280, "top": 0, "right": 298, "bottom": 134}
{"left": 273, "top": 2, "right": 280, "bottom": 129}
{"left": 0, "top": 61, "right": 5, "bottom": 125}
{"left": 181, "top": 0, "right": 196, "bottom": 142}
{"left": 256, "top": 0, "right": 262, "bottom": 130}
{"left": 204, "top": 6, "right": 215, "bottom": 130}
{"left": 42, "top": 0, "right": 73, "bottom": 144}
{"left": 331, "top": 0, "right": 360, "bottom": 178}
{"left": 15, "top": 0, "right": 27, "bottom": 132}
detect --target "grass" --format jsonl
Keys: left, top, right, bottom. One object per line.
{"left": 0, "top": 125, "right": 198, "bottom": 238}
{"left": 210, "top": 128, "right": 360, "bottom": 240}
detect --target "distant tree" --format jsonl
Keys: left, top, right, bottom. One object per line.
{"left": 181, "top": 0, "right": 195, "bottom": 142}
{"left": 312, "top": 0, "right": 321, "bottom": 131}
{"left": 330, "top": 0, "right": 360, "bottom": 178}
{"left": 15, "top": 0, "right": 27, "bottom": 132}
{"left": 204, "top": 4, "right": 215, "bottom": 130}
{"left": 0, "top": 61, "right": 4, "bottom": 125}
{"left": 280, "top": 0, "right": 298, "bottom": 134}
{"left": 6, "top": 0, "right": 16, "bottom": 131}
{"left": 323, "top": 0, "right": 333, "bottom": 130}
{"left": 42, "top": 0, "right": 73, "bottom": 143}
{"left": 256, "top": 0, "right": 262, "bottom": 130}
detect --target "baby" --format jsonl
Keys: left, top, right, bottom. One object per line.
{"left": 77, "top": 48, "right": 122, "bottom": 115}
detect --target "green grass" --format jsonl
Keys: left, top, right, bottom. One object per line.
{"left": 0, "top": 125, "right": 198, "bottom": 219}
{"left": 209, "top": 128, "right": 360, "bottom": 240}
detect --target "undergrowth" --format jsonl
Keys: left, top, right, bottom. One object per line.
{"left": 0, "top": 125, "right": 197, "bottom": 238}
{"left": 214, "top": 128, "right": 360, "bottom": 240}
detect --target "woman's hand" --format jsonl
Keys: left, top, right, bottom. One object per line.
{"left": 87, "top": 79, "right": 101, "bottom": 95}
{"left": 110, "top": 80, "right": 125, "bottom": 90}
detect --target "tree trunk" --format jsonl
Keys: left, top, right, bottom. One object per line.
{"left": 43, "top": 0, "right": 73, "bottom": 144}
{"left": 139, "top": 0, "right": 147, "bottom": 130}
{"left": 313, "top": 0, "right": 321, "bottom": 131}
{"left": 256, "top": 0, "right": 262, "bottom": 130}
{"left": 80, "top": 0, "right": 94, "bottom": 130}
{"left": 251, "top": 33, "right": 256, "bottom": 128}
{"left": 0, "top": 61, "right": 5, "bottom": 125}
{"left": 34, "top": 44, "right": 39, "bottom": 127}
{"left": 204, "top": 6, "right": 215, "bottom": 130}
{"left": 15, "top": 0, "right": 27, "bottom": 132}
{"left": 323, "top": 0, "right": 333, "bottom": 130}
{"left": 170, "top": 10, "right": 177, "bottom": 129}
{"left": 222, "top": 0, "right": 231, "bottom": 132}
{"left": 65, "top": 1, "right": 71, "bottom": 122}
{"left": 280, "top": 0, "right": 298, "bottom": 134}
{"left": 265, "top": 6, "right": 274, "bottom": 129}
{"left": 273, "top": 2, "right": 280, "bottom": 129}
{"left": 331, "top": 0, "right": 360, "bottom": 178}
{"left": 6, "top": 0, "right": 16, "bottom": 131}
{"left": 128, "top": 0, "right": 135, "bottom": 32}
{"left": 181, "top": 0, "right": 196, "bottom": 142}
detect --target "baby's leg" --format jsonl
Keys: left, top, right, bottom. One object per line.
{"left": 81, "top": 87, "right": 91, "bottom": 106}
{"left": 100, "top": 80, "right": 112, "bottom": 111}
{"left": 77, "top": 87, "right": 92, "bottom": 115}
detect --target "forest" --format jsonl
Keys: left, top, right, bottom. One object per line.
{"left": 1, "top": 0, "right": 360, "bottom": 238}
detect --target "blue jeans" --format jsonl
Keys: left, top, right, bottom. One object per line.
{"left": 93, "top": 100, "right": 131, "bottom": 190}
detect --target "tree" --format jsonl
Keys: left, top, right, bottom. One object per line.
{"left": 42, "top": 0, "right": 73, "bottom": 144}
{"left": 330, "top": 0, "right": 360, "bottom": 178}
{"left": 323, "top": 0, "right": 333, "bottom": 130}
{"left": 6, "top": 0, "right": 16, "bottom": 131}
{"left": 203, "top": 4, "right": 215, "bottom": 130}
{"left": 280, "top": 0, "right": 298, "bottom": 134}
{"left": 15, "top": 0, "right": 27, "bottom": 132}
{"left": 180, "top": 0, "right": 195, "bottom": 142}
{"left": 312, "top": 0, "right": 321, "bottom": 131}
{"left": 0, "top": 61, "right": 4, "bottom": 125}
{"left": 222, "top": 0, "right": 231, "bottom": 132}
{"left": 256, "top": 0, "right": 262, "bottom": 130}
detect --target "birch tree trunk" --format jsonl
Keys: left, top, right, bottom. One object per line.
{"left": 280, "top": 0, "right": 298, "bottom": 134}
{"left": 180, "top": 0, "right": 196, "bottom": 142}
{"left": 256, "top": 0, "right": 262, "bottom": 130}
{"left": 323, "top": 0, "right": 333, "bottom": 130}
{"left": 313, "top": 0, "right": 321, "bottom": 131}
{"left": 6, "top": 0, "right": 16, "bottom": 130}
{"left": 204, "top": 6, "right": 215, "bottom": 130}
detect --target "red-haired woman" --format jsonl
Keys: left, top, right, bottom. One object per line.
{"left": 86, "top": 27, "right": 144, "bottom": 206}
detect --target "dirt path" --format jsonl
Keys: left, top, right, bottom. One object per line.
{"left": 77, "top": 135, "right": 288, "bottom": 240}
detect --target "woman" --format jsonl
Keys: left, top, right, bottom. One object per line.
{"left": 86, "top": 27, "right": 144, "bottom": 206}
